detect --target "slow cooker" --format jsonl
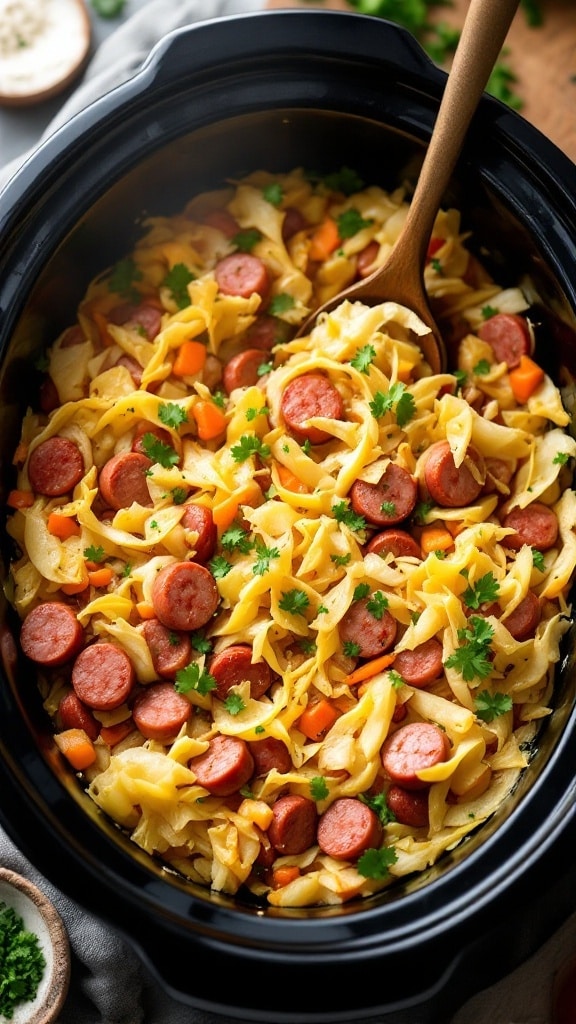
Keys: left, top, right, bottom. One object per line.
{"left": 1, "top": 11, "right": 576, "bottom": 1022}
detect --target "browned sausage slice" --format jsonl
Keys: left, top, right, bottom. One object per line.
{"left": 244, "top": 314, "right": 292, "bottom": 351}
{"left": 477, "top": 312, "right": 531, "bottom": 368}
{"left": 280, "top": 374, "right": 344, "bottom": 445}
{"left": 223, "top": 349, "right": 268, "bottom": 394}
{"left": 393, "top": 639, "right": 444, "bottom": 688}
{"left": 214, "top": 253, "right": 270, "bottom": 299}
{"left": 109, "top": 302, "right": 163, "bottom": 340}
{"left": 20, "top": 601, "right": 84, "bottom": 667}
{"left": 268, "top": 794, "right": 318, "bottom": 855}
{"left": 356, "top": 240, "right": 379, "bottom": 278}
{"left": 151, "top": 561, "right": 219, "bottom": 632}
{"left": 381, "top": 722, "right": 451, "bottom": 790}
{"left": 366, "top": 528, "right": 422, "bottom": 560}
{"left": 386, "top": 785, "right": 429, "bottom": 828}
{"left": 181, "top": 503, "right": 217, "bottom": 564}
{"left": 99, "top": 451, "right": 153, "bottom": 510}
{"left": 282, "top": 206, "right": 308, "bottom": 241}
{"left": 132, "top": 681, "right": 191, "bottom": 742}
{"left": 502, "top": 502, "right": 559, "bottom": 551}
{"left": 502, "top": 591, "right": 541, "bottom": 641}
{"left": 141, "top": 618, "right": 192, "bottom": 678}
{"left": 208, "top": 644, "right": 271, "bottom": 701}
{"left": 28, "top": 437, "right": 84, "bottom": 496}
{"left": 249, "top": 737, "right": 292, "bottom": 777}
{"left": 317, "top": 797, "right": 382, "bottom": 860}
{"left": 116, "top": 354, "right": 144, "bottom": 387}
{"left": 339, "top": 595, "right": 397, "bottom": 659}
{"left": 58, "top": 690, "right": 101, "bottom": 741}
{"left": 189, "top": 734, "right": 255, "bottom": 796}
{"left": 424, "top": 441, "right": 485, "bottom": 508}
{"left": 72, "top": 642, "right": 135, "bottom": 711}
{"left": 351, "top": 464, "right": 417, "bottom": 526}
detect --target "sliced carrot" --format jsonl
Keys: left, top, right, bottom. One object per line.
{"left": 60, "top": 567, "right": 89, "bottom": 595}
{"left": 92, "top": 309, "right": 115, "bottom": 347}
{"left": 47, "top": 511, "right": 81, "bottom": 540}
{"left": 420, "top": 523, "right": 454, "bottom": 555}
{"left": 344, "top": 652, "right": 396, "bottom": 688}
{"left": 509, "top": 354, "right": 545, "bottom": 404}
{"left": 172, "top": 340, "right": 207, "bottom": 377}
{"left": 297, "top": 698, "right": 340, "bottom": 741}
{"left": 271, "top": 865, "right": 301, "bottom": 890}
{"left": 6, "top": 489, "right": 34, "bottom": 509}
{"left": 136, "top": 601, "right": 157, "bottom": 620}
{"left": 308, "top": 216, "right": 340, "bottom": 262}
{"left": 12, "top": 440, "right": 29, "bottom": 465}
{"left": 100, "top": 720, "right": 134, "bottom": 747}
{"left": 54, "top": 728, "right": 96, "bottom": 770}
{"left": 276, "top": 463, "right": 309, "bottom": 494}
{"left": 193, "top": 399, "right": 227, "bottom": 440}
{"left": 87, "top": 567, "right": 114, "bottom": 588}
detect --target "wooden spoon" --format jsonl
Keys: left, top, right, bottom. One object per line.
{"left": 298, "top": 0, "right": 521, "bottom": 373}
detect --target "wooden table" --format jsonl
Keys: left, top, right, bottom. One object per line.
{"left": 266, "top": 0, "right": 576, "bottom": 163}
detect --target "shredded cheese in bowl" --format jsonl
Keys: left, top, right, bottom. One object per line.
{"left": 6, "top": 167, "right": 576, "bottom": 909}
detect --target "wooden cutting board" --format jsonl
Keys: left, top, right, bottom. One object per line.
{"left": 265, "top": 0, "right": 576, "bottom": 163}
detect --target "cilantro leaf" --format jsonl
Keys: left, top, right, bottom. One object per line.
{"left": 474, "top": 359, "right": 491, "bottom": 376}
{"left": 230, "top": 435, "right": 271, "bottom": 463}
{"left": 253, "top": 539, "right": 280, "bottom": 576}
{"left": 330, "top": 553, "right": 351, "bottom": 567}
{"left": 481, "top": 305, "right": 499, "bottom": 320}
{"left": 310, "top": 776, "right": 329, "bottom": 801}
{"left": 162, "top": 263, "right": 195, "bottom": 309}
{"left": 357, "top": 845, "right": 398, "bottom": 880}
{"left": 84, "top": 544, "right": 105, "bottom": 564}
{"left": 140, "top": 433, "right": 179, "bottom": 468}
{"left": 462, "top": 572, "right": 500, "bottom": 610}
{"left": 209, "top": 555, "right": 233, "bottom": 579}
{"left": 221, "top": 525, "right": 254, "bottom": 554}
{"left": 158, "top": 401, "right": 188, "bottom": 429}
{"left": 268, "top": 292, "right": 295, "bottom": 315}
{"left": 263, "top": 182, "right": 283, "bottom": 206}
{"left": 175, "top": 662, "right": 216, "bottom": 695}
{"left": 359, "top": 790, "right": 396, "bottom": 826}
{"left": 369, "top": 382, "right": 415, "bottom": 426}
{"left": 232, "top": 229, "right": 262, "bottom": 253}
{"left": 336, "top": 208, "right": 373, "bottom": 240}
{"left": 474, "top": 689, "right": 513, "bottom": 723}
{"left": 350, "top": 344, "right": 376, "bottom": 374}
{"left": 553, "top": 451, "right": 569, "bottom": 465}
{"left": 224, "top": 692, "right": 246, "bottom": 716}
{"left": 445, "top": 616, "right": 495, "bottom": 682}
{"left": 332, "top": 500, "right": 367, "bottom": 534}
{"left": 190, "top": 631, "right": 212, "bottom": 654}
{"left": 278, "top": 589, "right": 310, "bottom": 616}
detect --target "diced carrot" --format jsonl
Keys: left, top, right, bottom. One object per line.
{"left": 271, "top": 865, "right": 301, "bottom": 890}
{"left": 420, "top": 523, "right": 455, "bottom": 555}
{"left": 172, "top": 340, "right": 207, "bottom": 377}
{"left": 136, "top": 601, "right": 156, "bottom": 620}
{"left": 276, "top": 463, "right": 309, "bottom": 494}
{"left": 12, "top": 440, "right": 29, "bottom": 465}
{"left": 60, "top": 567, "right": 89, "bottom": 595}
{"left": 193, "top": 399, "right": 227, "bottom": 440}
{"left": 308, "top": 217, "right": 340, "bottom": 262}
{"left": 212, "top": 486, "right": 255, "bottom": 530}
{"left": 54, "top": 728, "right": 96, "bottom": 770}
{"left": 297, "top": 698, "right": 340, "bottom": 741}
{"left": 445, "top": 520, "right": 465, "bottom": 538}
{"left": 509, "top": 354, "right": 545, "bottom": 404}
{"left": 100, "top": 720, "right": 134, "bottom": 747}
{"left": 87, "top": 566, "right": 114, "bottom": 588}
{"left": 344, "top": 652, "right": 396, "bottom": 687}
{"left": 6, "top": 489, "right": 34, "bottom": 509}
{"left": 92, "top": 309, "right": 115, "bottom": 347}
{"left": 47, "top": 512, "right": 81, "bottom": 540}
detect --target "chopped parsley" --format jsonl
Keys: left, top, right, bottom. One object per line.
{"left": 388, "top": 669, "right": 405, "bottom": 689}
{"left": 84, "top": 544, "right": 105, "bottom": 564}
{"left": 473, "top": 359, "right": 491, "bottom": 376}
{"left": 0, "top": 902, "right": 46, "bottom": 1020}
{"left": 158, "top": 401, "right": 188, "bottom": 429}
{"left": 353, "top": 582, "right": 371, "bottom": 602}
{"left": 343, "top": 640, "right": 362, "bottom": 657}
{"left": 553, "top": 451, "right": 569, "bottom": 465}
{"left": 360, "top": 790, "right": 396, "bottom": 826}
{"left": 321, "top": 166, "right": 364, "bottom": 196}
{"left": 336, "top": 208, "right": 373, "bottom": 239}
{"left": 253, "top": 539, "right": 280, "bottom": 576}
{"left": 263, "top": 182, "right": 284, "bottom": 206}
{"left": 91, "top": 0, "right": 126, "bottom": 16}
{"left": 474, "top": 689, "right": 513, "bottom": 722}
{"left": 461, "top": 571, "right": 500, "bottom": 610}
{"left": 245, "top": 405, "right": 269, "bottom": 422}
{"left": 453, "top": 369, "right": 467, "bottom": 393}
{"left": 380, "top": 500, "right": 397, "bottom": 518}
{"left": 211, "top": 390, "right": 226, "bottom": 410}
{"left": 171, "top": 486, "right": 188, "bottom": 505}
{"left": 221, "top": 524, "right": 254, "bottom": 554}
{"left": 532, "top": 548, "right": 545, "bottom": 572}
{"left": 162, "top": 263, "right": 195, "bottom": 309}
{"left": 351, "top": 344, "right": 377, "bottom": 374}
{"left": 278, "top": 589, "right": 310, "bottom": 616}
{"left": 230, "top": 434, "right": 271, "bottom": 463}
{"left": 366, "top": 591, "right": 388, "bottom": 620}
{"left": 257, "top": 360, "right": 273, "bottom": 377}
{"left": 357, "top": 845, "right": 398, "bottom": 880}
{"left": 208, "top": 555, "right": 233, "bottom": 579}
{"left": 140, "top": 433, "right": 179, "bottom": 468}
{"left": 330, "top": 552, "right": 351, "bottom": 567}
{"left": 445, "top": 616, "right": 495, "bottom": 683}
{"left": 481, "top": 304, "right": 499, "bottom": 320}
{"left": 190, "top": 631, "right": 212, "bottom": 654}
{"left": 175, "top": 662, "right": 216, "bottom": 695}
{"left": 232, "top": 228, "right": 262, "bottom": 253}
{"left": 224, "top": 692, "right": 246, "bottom": 715}
{"left": 332, "top": 500, "right": 367, "bottom": 534}
{"left": 369, "top": 382, "right": 415, "bottom": 427}
{"left": 108, "top": 257, "right": 142, "bottom": 301}
{"left": 310, "top": 776, "right": 329, "bottom": 801}
{"left": 413, "top": 499, "right": 434, "bottom": 525}
{"left": 268, "top": 292, "right": 295, "bottom": 315}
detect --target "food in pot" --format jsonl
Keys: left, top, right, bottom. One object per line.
{"left": 5, "top": 167, "right": 576, "bottom": 908}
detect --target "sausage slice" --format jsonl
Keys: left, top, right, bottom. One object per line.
{"left": 351, "top": 463, "right": 417, "bottom": 526}
{"left": 99, "top": 451, "right": 153, "bottom": 510}
{"left": 20, "top": 601, "right": 84, "bottom": 667}
{"left": 381, "top": 722, "right": 451, "bottom": 790}
{"left": 366, "top": 528, "right": 422, "bottom": 560}
{"left": 424, "top": 441, "right": 485, "bottom": 508}
{"left": 72, "top": 642, "right": 135, "bottom": 711}
{"left": 208, "top": 644, "right": 271, "bottom": 701}
{"left": 280, "top": 374, "right": 344, "bottom": 445}
{"left": 214, "top": 253, "right": 270, "bottom": 299}
{"left": 223, "top": 349, "right": 268, "bottom": 394}
{"left": 502, "top": 502, "right": 559, "bottom": 552}
{"left": 317, "top": 797, "right": 382, "bottom": 860}
{"left": 268, "top": 794, "right": 318, "bottom": 855}
{"left": 339, "top": 595, "right": 397, "bottom": 659}
{"left": 393, "top": 639, "right": 444, "bottom": 688}
{"left": 181, "top": 503, "right": 217, "bottom": 564}
{"left": 151, "top": 561, "right": 219, "bottom": 632}
{"left": 141, "top": 618, "right": 192, "bottom": 679}
{"left": 28, "top": 437, "right": 84, "bottom": 496}
{"left": 189, "top": 734, "right": 255, "bottom": 796}
{"left": 477, "top": 312, "right": 531, "bottom": 369}
{"left": 132, "top": 681, "right": 191, "bottom": 742}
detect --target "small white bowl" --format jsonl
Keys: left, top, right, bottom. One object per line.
{"left": 0, "top": 868, "right": 70, "bottom": 1024}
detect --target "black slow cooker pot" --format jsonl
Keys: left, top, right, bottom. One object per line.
{"left": 1, "top": 11, "right": 576, "bottom": 1023}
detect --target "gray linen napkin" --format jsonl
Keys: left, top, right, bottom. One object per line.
{"left": 1, "top": 2, "right": 575, "bottom": 1019}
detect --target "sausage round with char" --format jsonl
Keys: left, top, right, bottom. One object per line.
{"left": 356, "top": 240, "right": 379, "bottom": 278}
{"left": 181, "top": 503, "right": 217, "bottom": 564}
{"left": 268, "top": 794, "right": 318, "bottom": 855}
{"left": 223, "top": 348, "right": 267, "bottom": 394}
{"left": 366, "top": 528, "right": 422, "bottom": 560}
{"left": 280, "top": 373, "right": 344, "bottom": 445}
{"left": 317, "top": 797, "right": 382, "bottom": 860}
{"left": 393, "top": 639, "right": 444, "bottom": 688}
{"left": 423, "top": 440, "right": 485, "bottom": 508}
{"left": 58, "top": 691, "right": 101, "bottom": 741}
{"left": 502, "top": 502, "right": 559, "bottom": 552}
{"left": 189, "top": 734, "right": 255, "bottom": 796}
{"left": 502, "top": 591, "right": 541, "bottom": 641}
{"left": 208, "top": 644, "right": 271, "bottom": 701}
{"left": 132, "top": 681, "right": 191, "bottom": 742}
{"left": 20, "top": 601, "right": 84, "bottom": 667}
{"left": 351, "top": 463, "right": 417, "bottom": 526}
{"left": 99, "top": 451, "right": 153, "bottom": 510}
{"left": 249, "top": 736, "right": 292, "bottom": 777}
{"left": 109, "top": 302, "right": 163, "bottom": 340}
{"left": 214, "top": 253, "right": 270, "bottom": 299}
{"left": 27, "top": 437, "right": 84, "bottom": 497}
{"left": 477, "top": 312, "right": 531, "bottom": 368}
{"left": 386, "top": 785, "right": 429, "bottom": 828}
{"left": 381, "top": 722, "right": 451, "bottom": 790}
{"left": 72, "top": 642, "right": 135, "bottom": 711}
{"left": 151, "top": 561, "right": 219, "bottom": 632}
{"left": 141, "top": 618, "right": 192, "bottom": 678}
{"left": 339, "top": 594, "right": 397, "bottom": 659}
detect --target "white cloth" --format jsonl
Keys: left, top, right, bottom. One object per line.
{"left": 1, "top": 2, "right": 575, "bottom": 1019}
